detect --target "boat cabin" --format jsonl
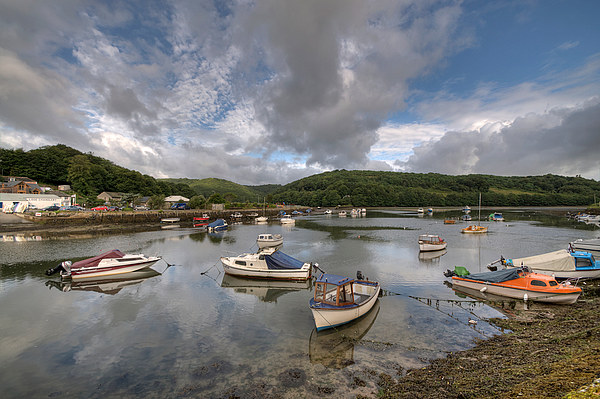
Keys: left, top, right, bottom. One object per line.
{"left": 313, "top": 274, "right": 355, "bottom": 307}
{"left": 418, "top": 234, "right": 444, "bottom": 244}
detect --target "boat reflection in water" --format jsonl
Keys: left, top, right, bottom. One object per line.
{"left": 308, "top": 300, "right": 380, "bottom": 369}
{"left": 446, "top": 281, "right": 528, "bottom": 312}
{"left": 418, "top": 249, "right": 447, "bottom": 262}
{"left": 45, "top": 269, "right": 161, "bottom": 295}
{"left": 220, "top": 273, "right": 311, "bottom": 303}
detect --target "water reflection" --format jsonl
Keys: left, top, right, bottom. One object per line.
{"left": 220, "top": 274, "right": 311, "bottom": 302}
{"left": 418, "top": 249, "right": 447, "bottom": 262}
{"left": 45, "top": 269, "right": 161, "bottom": 295}
{"left": 309, "top": 300, "right": 380, "bottom": 369}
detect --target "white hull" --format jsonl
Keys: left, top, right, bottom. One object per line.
{"left": 221, "top": 259, "right": 311, "bottom": 280}
{"left": 419, "top": 242, "right": 447, "bottom": 252}
{"left": 256, "top": 216, "right": 268, "bottom": 222}
{"left": 68, "top": 259, "right": 160, "bottom": 280}
{"left": 310, "top": 282, "right": 380, "bottom": 331}
{"left": 257, "top": 239, "right": 283, "bottom": 248}
{"left": 452, "top": 279, "right": 580, "bottom": 304}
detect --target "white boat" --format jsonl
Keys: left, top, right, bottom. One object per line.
{"left": 361, "top": 208, "right": 367, "bottom": 214}
{"left": 417, "top": 208, "right": 424, "bottom": 214}
{"left": 256, "top": 233, "right": 283, "bottom": 249}
{"left": 280, "top": 214, "right": 295, "bottom": 224}
{"left": 309, "top": 272, "right": 380, "bottom": 331}
{"left": 247, "top": 212, "right": 259, "bottom": 217}
{"left": 220, "top": 247, "right": 313, "bottom": 280}
{"left": 45, "top": 249, "right": 161, "bottom": 280}
{"left": 161, "top": 217, "right": 180, "bottom": 223}
{"left": 324, "top": 209, "right": 332, "bottom": 215}
{"left": 256, "top": 216, "right": 268, "bottom": 222}
{"left": 427, "top": 208, "right": 433, "bottom": 215}
{"left": 500, "top": 249, "right": 600, "bottom": 280}
{"left": 418, "top": 234, "right": 447, "bottom": 252}
{"left": 570, "top": 238, "right": 600, "bottom": 256}
{"left": 463, "top": 206, "right": 471, "bottom": 213}
{"left": 489, "top": 212, "right": 504, "bottom": 222}
{"left": 338, "top": 211, "right": 347, "bottom": 217}
{"left": 462, "top": 193, "right": 487, "bottom": 234}
{"left": 231, "top": 212, "right": 243, "bottom": 218}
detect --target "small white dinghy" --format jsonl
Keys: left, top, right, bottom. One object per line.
{"left": 309, "top": 271, "right": 380, "bottom": 331}
{"left": 418, "top": 234, "right": 447, "bottom": 252}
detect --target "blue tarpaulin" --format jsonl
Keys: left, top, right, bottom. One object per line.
{"left": 264, "top": 251, "right": 305, "bottom": 270}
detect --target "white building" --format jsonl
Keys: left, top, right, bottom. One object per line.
{"left": 0, "top": 193, "right": 71, "bottom": 213}
{"left": 164, "top": 195, "right": 189, "bottom": 203}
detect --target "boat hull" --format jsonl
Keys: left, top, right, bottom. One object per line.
{"left": 68, "top": 259, "right": 160, "bottom": 280}
{"left": 419, "top": 242, "right": 447, "bottom": 252}
{"left": 451, "top": 278, "right": 580, "bottom": 304}
{"left": 461, "top": 226, "right": 488, "bottom": 234}
{"left": 220, "top": 258, "right": 311, "bottom": 281}
{"left": 310, "top": 282, "right": 381, "bottom": 331}
{"left": 257, "top": 238, "right": 283, "bottom": 249}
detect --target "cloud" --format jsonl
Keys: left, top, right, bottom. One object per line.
{"left": 402, "top": 98, "right": 600, "bottom": 178}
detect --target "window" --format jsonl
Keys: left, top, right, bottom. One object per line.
{"left": 549, "top": 281, "right": 558, "bottom": 286}
{"left": 315, "top": 282, "right": 325, "bottom": 301}
{"left": 235, "top": 260, "right": 246, "bottom": 266}
{"left": 575, "top": 258, "right": 592, "bottom": 267}
{"left": 530, "top": 280, "right": 547, "bottom": 287}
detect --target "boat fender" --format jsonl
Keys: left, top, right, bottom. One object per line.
{"left": 479, "top": 286, "right": 487, "bottom": 293}
{"left": 523, "top": 293, "right": 528, "bottom": 302}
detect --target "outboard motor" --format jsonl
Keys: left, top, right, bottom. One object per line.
{"left": 356, "top": 270, "right": 364, "bottom": 280}
{"left": 45, "top": 261, "right": 72, "bottom": 277}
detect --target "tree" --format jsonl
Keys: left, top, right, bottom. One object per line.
{"left": 189, "top": 195, "right": 206, "bottom": 209}
{"left": 148, "top": 195, "right": 165, "bottom": 210}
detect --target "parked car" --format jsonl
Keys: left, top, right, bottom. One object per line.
{"left": 92, "top": 206, "right": 109, "bottom": 211}
{"left": 170, "top": 203, "right": 190, "bottom": 210}
{"left": 60, "top": 205, "right": 84, "bottom": 211}
{"left": 42, "top": 205, "right": 60, "bottom": 211}
{"left": 108, "top": 206, "right": 120, "bottom": 211}
{"left": 134, "top": 205, "right": 149, "bottom": 211}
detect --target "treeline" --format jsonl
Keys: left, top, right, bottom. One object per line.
{"left": 0, "top": 145, "right": 196, "bottom": 201}
{"left": 160, "top": 177, "right": 278, "bottom": 202}
{"left": 270, "top": 170, "right": 600, "bottom": 207}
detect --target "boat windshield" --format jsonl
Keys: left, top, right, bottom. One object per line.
{"left": 314, "top": 281, "right": 354, "bottom": 306}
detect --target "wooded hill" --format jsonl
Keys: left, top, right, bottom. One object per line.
{"left": 269, "top": 170, "right": 600, "bottom": 207}
{"left": 1, "top": 145, "right": 598, "bottom": 207}
{"left": 0, "top": 145, "right": 196, "bottom": 202}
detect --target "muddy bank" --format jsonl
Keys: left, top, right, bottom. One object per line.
{"left": 372, "top": 282, "right": 600, "bottom": 399}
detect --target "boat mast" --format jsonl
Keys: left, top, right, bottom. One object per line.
{"left": 478, "top": 192, "right": 481, "bottom": 226}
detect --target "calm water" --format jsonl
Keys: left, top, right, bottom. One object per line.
{"left": 0, "top": 209, "right": 597, "bottom": 398}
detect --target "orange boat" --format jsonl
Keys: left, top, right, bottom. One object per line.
{"left": 461, "top": 225, "right": 488, "bottom": 234}
{"left": 449, "top": 266, "right": 581, "bottom": 304}
{"left": 444, "top": 219, "right": 456, "bottom": 224}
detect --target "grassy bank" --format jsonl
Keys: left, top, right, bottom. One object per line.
{"left": 372, "top": 282, "right": 600, "bottom": 399}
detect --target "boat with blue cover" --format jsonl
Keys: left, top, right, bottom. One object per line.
{"left": 220, "top": 247, "right": 313, "bottom": 280}
{"left": 309, "top": 272, "right": 380, "bottom": 331}
{"left": 207, "top": 218, "right": 228, "bottom": 232}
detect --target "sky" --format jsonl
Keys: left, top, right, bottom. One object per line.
{"left": 0, "top": 0, "right": 599, "bottom": 185}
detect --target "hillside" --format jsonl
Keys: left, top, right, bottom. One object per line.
{"left": 160, "top": 178, "right": 281, "bottom": 202}
{"left": 270, "top": 170, "right": 600, "bottom": 207}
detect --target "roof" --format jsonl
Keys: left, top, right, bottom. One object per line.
{"left": 164, "top": 195, "right": 189, "bottom": 202}
{"left": 315, "top": 273, "right": 353, "bottom": 286}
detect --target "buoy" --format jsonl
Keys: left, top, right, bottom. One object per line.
{"left": 479, "top": 286, "right": 487, "bottom": 293}
{"left": 523, "top": 293, "right": 528, "bottom": 302}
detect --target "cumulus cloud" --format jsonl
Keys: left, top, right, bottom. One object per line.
{"left": 402, "top": 99, "right": 600, "bottom": 177}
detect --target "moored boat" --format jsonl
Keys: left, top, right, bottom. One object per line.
{"left": 444, "top": 219, "right": 456, "bottom": 224}
{"left": 498, "top": 249, "right": 600, "bottom": 280}
{"left": 461, "top": 225, "right": 488, "bottom": 234}
{"left": 45, "top": 249, "right": 161, "bottom": 280}
{"left": 338, "top": 211, "right": 347, "bottom": 217}
{"left": 309, "top": 271, "right": 380, "bottom": 331}
{"left": 220, "top": 247, "right": 313, "bottom": 280}
{"left": 256, "top": 233, "right": 283, "bottom": 249}
{"left": 256, "top": 216, "right": 268, "bottom": 222}
{"left": 448, "top": 266, "right": 581, "bottom": 304}
{"left": 418, "top": 234, "right": 447, "bottom": 252}
{"left": 489, "top": 212, "right": 504, "bottom": 221}
{"left": 570, "top": 238, "right": 600, "bottom": 257}
{"left": 208, "top": 218, "right": 228, "bottom": 232}
{"left": 280, "top": 214, "right": 295, "bottom": 224}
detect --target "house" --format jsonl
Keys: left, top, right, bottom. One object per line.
{"left": 97, "top": 192, "right": 127, "bottom": 204}
{"left": 0, "top": 177, "right": 43, "bottom": 194}
{"left": 57, "top": 185, "right": 71, "bottom": 191}
{"left": 0, "top": 193, "right": 70, "bottom": 211}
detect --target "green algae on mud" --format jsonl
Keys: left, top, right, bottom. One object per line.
{"left": 373, "top": 282, "right": 600, "bottom": 399}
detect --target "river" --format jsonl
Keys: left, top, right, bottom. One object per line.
{"left": 0, "top": 208, "right": 597, "bottom": 397}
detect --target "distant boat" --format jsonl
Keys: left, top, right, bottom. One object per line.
{"left": 463, "top": 206, "right": 471, "bottom": 213}
{"left": 427, "top": 208, "right": 433, "bottom": 215}
{"left": 570, "top": 238, "right": 600, "bottom": 257}
{"left": 418, "top": 234, "right": 447, "bottom": 252}
{"left": 462, "top": 214, "right": 472, "bottom": 221}
{"left": 462, "top": 193, "right": 487, "bottom": 234}
{"left": 499, "top": 249, "right": 600, "bottom": 280}
{"left": 256, "top": 216, "right": 268, "bottom": 223}
{"left": 208, "top": 218, "right": 228, "bottom": 232}
{"left": 338, "top": 211, "right": 347, "bottom": 217}
{"left": 489, "top": 212, "right": 504, "bottom": 222}
{"left": 324, "top": 209, "right": 332, "bottom": 215}
{"left": 161, "top": 217, "right": 180, "bottom": 223}
{"left": 230, "top": 212, "right": 243, "bottom": 218}
{"left": 443, "top": 219, "right": 456, "bottom": 224}
{"left": 309, "top": 271, "right": 380, "bottom": 331}
{"left": 256, "top": 233, "right": 283, "bottom": 249}
{"left": 280, "top": 214, "right": 295, "bottom": 224}
{"left": 417, "top": 208, "right": 424, "bottom": 214}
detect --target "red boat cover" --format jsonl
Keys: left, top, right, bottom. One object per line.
{"left": 72, "top": 249, "right": 125, "bottom": 269}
